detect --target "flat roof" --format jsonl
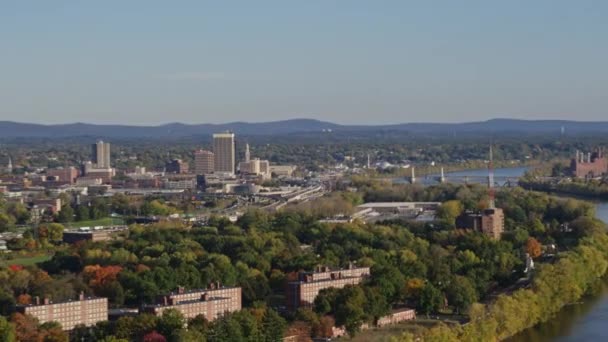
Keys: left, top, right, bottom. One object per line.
{"left": 358, "top": 202, "right": 441, "bottom": 208}
{"left": 142, "top": 296, "right": 231, "bottom": 308}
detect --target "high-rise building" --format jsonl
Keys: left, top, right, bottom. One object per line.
{"left": 92, "top": 141, "right": 111, "bottom": 168}
{"left": 194, "top": 150, "right": 215, "bottom": 175}
{"left": 213, "top": 132, "right": 235, "bottom": 175}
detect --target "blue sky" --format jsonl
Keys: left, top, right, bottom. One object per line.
{"left": 1, "top": 1, "right": 607, "bottom": 125}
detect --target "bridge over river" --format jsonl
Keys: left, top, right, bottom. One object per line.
{"left": 393, "top": 166, "right": 530, "bottom": 187}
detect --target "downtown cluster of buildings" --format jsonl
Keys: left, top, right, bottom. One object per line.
{"left": 0, "top": 133, "right": 297, "bottom": 213}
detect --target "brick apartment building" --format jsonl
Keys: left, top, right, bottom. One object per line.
{"left": 456, "top": 208, "right": 505, "bottom": 240}
{"left": 141, "top": 285, "right": 241, "bottom": 321}
{"left": 286, "top": 264, "right": 370, "bottom": 311}
{"left": 16, "top": 293, "right": 108, "bottom": 331}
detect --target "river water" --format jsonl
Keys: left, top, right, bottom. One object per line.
{"left": 438, "top": 167, "right": 608, "bottom": 342}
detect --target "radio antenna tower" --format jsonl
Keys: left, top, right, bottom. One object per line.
{"left": 488, "top": 144, "right": 495, "bottom": 209}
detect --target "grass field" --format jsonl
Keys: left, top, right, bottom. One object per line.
{"left": 2, "top": 254, "right": 52, "bottom": 266}
{"left": 67, "top": 217, "right": 125, "bottom": 228}
{"left": 344, "top": 320, "right": 441, "bottom": 342}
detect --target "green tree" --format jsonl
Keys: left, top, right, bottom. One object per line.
{"left": 419, "top": 284, "right": 443, "bottom": 316}
{"left": 75, "top": 205, "right": 90, "bottom": 221}
{"left": 334, "top": 285, "right": 366, "bottom": 336}
{"left": 56, "top": 205, "right": 74, "bottom": 223}
{"left": 0, "top": 212, "right": 15, "bottom": 232}
{"left": 156, "top": 309, "right": 185, "bottom": 339}
{"left": 0, "top": 316, "right": 16, "bottom": 342}
{"left": 437, "top": 200, "right": 463, "bottom": 226}
{"left": 446, "top": 276, "right": 478, "bottom": 314}
{"left": 261, "top": 308, "right": 286, "bottom": 342}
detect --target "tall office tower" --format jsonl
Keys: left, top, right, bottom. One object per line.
{"left": 213, "top": 132, "right": 235, "bottom": 174}
{"left": 194, "top": 150, "right": 215, "bottom": 175}
{"left": 245, "top": 143, "right": 251, "bottom": 162}
{"left": 92, "top": 141, "right": 111, "bottom": 168}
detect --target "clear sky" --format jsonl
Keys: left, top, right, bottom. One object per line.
{"left": 1, "top": 1, "right": 607, "bottom": 125}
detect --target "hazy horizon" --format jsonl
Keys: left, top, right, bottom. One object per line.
{"left": 2, "top": 1, "right": 607, "bottom": 125}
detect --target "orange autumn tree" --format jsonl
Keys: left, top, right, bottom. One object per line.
{"left": 83, "top": 265, "right": 123, "bottom": 290}
{"left": 16, "top": 294, "right": 32, "bottom": 305}
{"left": 526, "top": 237, "right": 542, "bottom": 259}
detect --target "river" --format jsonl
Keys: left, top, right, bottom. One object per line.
{"left": 439, "top": 167, "right": 608, "bottom": 342}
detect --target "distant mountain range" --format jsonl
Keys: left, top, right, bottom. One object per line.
{"left": 0, "top": 118, "right": 607, "bottom": 138}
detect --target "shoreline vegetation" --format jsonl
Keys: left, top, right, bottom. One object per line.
{"left": 520, "top": 178, "right": 608, "bottom": 201}
{"left": 396, "top": 210, "right": 608, "bottom": 341}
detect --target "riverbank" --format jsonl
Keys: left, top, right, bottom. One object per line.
{"left": 399, "top": 221, "right": 608, "bottom": 341}
{"left": 519, "top": 179, "right": 608, "bottom": 200}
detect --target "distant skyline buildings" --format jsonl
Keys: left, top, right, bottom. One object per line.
{"left": 194, "top": 150, "right": 215, "bottom": 175}
{"left": 213, "top": 132, "right": 235, "bottom": 175}
{"left": 92, "top": 141, "right": 111, "bottom": 168}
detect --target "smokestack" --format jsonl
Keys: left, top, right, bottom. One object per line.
{"left": 411, "top": 167, "right": 416, "bottom": 184}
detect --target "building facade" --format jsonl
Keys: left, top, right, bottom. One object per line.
{"left": 92, "top": 141, "right": 111, "bottom": 168}
{"left": 47, "top": 167, "right": 79, "bottom": 184}
{"left": 213, "top": 132, "right": 236, "bottom": 175}
{"left": 286, "top": 264, "right": 370, "bottom": 311}
{"left": 165, "top": 159, "right": 189, "bottom": 174}
{"left": 143, "top": 285, "right": 241, "bottom": 321}
{"left": 571, "top": 150, "right": 607, "bottom": 178}
{"left": 481, "top": 208, "right": 504, "bottom": 240}
{"left": 194, "top": 150, "right": 215, "bottom": 175}
{"left": 16, "top": 294, "right": 108, "bottom": 331}
{"left": 456, "top": 208, "right": 504, "bottom": 240}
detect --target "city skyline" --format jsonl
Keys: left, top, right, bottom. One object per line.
{"left": 1, "top": 1, "right": 607, "bottom": 125}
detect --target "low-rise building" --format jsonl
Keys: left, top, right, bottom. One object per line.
{"left": 269, "top": 165, "right": 297, "bottom": 177}
{"left": 46, "top": 167, "right": 79, "bottom": 184}
{"left": 62, "top": 226, "right": 128, "bottom": 244}
{"left": 165, "top": 159, "right": 190, "bottom": 174}
{"left": 376, "top": 309, "right": 416, "bottom": 327}
{"left": 16, "top": 293, "right": 108, "bottom": 331}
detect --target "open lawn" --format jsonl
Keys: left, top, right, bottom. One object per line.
{"left": 2, "top": 254, "right": 52, "bottom": 266}
{"left": 67, "top": 217, "right": 125, "bottom": 228}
